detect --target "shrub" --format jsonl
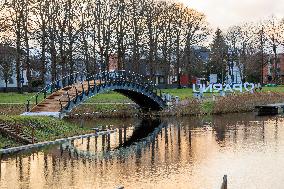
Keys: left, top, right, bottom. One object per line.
{"left": 30, "top": 79, "right": 44, "bottom": 88}
{"left": 211, "top": 92, "right": 284, "bottom": 114}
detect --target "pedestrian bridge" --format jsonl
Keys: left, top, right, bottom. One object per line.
{"left": 22, "top": 71, "right": 166, "bottom": 118}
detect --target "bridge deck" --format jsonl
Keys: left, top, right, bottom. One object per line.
{"left": 31, "top": 80, "right": 97, "bottom": 112}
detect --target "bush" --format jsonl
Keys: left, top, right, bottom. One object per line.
{"left": 211, "top": 92, "right": 284, "bottom": 114}
{"left": 160, "top": 98, "right": 202, "bottom": 116}
{"left": 30, "top": 79, "right": 44, "bottom": 88}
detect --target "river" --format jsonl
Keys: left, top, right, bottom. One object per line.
{"left": 1, "top": 113, "right": 284, "bottom": 189}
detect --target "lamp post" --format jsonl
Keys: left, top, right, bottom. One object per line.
{"left": 20, "top": 62, "right": 24, "bottom": 93}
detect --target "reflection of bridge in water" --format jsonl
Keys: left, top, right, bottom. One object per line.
{"left": 51, "top": 114, "right": 281, "bottom": 161}
{"left": 60, "top": 119, "right": 165, "bottom": 160}
{"left": 22, "top": 71, "right": 166, "bottom": 118}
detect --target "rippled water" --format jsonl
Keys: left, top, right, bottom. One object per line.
{"left": 1, "top": 113, "right": 284, "bottom": 189}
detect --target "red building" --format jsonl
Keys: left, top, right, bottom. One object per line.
{"left": 263, "top": 53, "right": 284, "bottom": 84}
{"left": 180, "top": 74, "right": 189, "bottom": 86}
{"left": 108, "top": 54, "right": 119, "bottom": 72}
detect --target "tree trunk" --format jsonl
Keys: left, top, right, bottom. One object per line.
{"left": 16, "top": 29, "right": 21, "bottom": 93}
{"left": 5, "top": 80, "right": 8, "bottom": 93}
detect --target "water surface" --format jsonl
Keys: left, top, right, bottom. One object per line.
{"left": 1, "top": 113, "right": 284, "bottom": 188}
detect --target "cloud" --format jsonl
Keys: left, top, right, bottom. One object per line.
{"left": 179, "top": 0, "right": 284, "bottom": 29}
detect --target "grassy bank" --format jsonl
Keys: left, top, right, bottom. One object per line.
{"left": 0, "top": 103, "right": 137, "bottom": 118}
{"left": 210, "top": 92, "right": 284, "bottom": 114}
{"left": 0, "top": 135, "right": 21, "bottom": 148}
{"left": 0, "top": 91, "right": 132, "bottom": 104}
{"left": 1, "top": 90, "right": 284, "bottom": 148}
{"left": 160, "top": 92, "right": 284, "bottom": 116}
{"left": 0, "top": 116, "right": 94, "bottom": 148}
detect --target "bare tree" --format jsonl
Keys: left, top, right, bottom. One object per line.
{"left": 183, "top": 8, "right": 210, "bottom": 78}
{"left": 263, "top": 16, "right": 282, "bottom": 83}
{"left": 3, "top": 0, "right": 26, "bottom": 92}
{"left": 31, "top": 0, "right": 50, "bottom": 84}
{"left": 0, "top": 0, "right": 212, "bottom": 89}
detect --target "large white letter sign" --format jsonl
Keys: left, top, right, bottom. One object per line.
{"left": 224, "top": 84, "right": 233, "bottom": 93}
{"left": 233, "top": 84, "right": 242, "bottom": 92}
{"left": 244, "top": 82, "right": 255, "bottom": 91}
{"left": 192, "top": 82, "right": 257, "bottom": 93}
{"left": 213, "top": 84, "right": 223, "bottom": 92}
{"left": 193, "top": 84, "right": 201, "bottom": 92}
{"left": 203, "top": 84, "right": 213, "bottom": 93}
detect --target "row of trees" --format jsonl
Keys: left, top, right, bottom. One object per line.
{"left": 209, "top": 16, "right": 284, "bottom": 84}
{"left": 0, "top": 0, "right": 210, "bottom": 90}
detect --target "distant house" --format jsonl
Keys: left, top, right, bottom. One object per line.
{"left": 107, "top": 47, "right": 210, "bottom": 87}
{"left": 108, "top": 52, "right": 170, "bottom": 86}
{"left": 0, "top": 45, "right": 29, "bottom": 90}
{"left": 0, "top": 45, "right": 42, "bottom": 91}
{"left": 226, "top": 61, "right": 243, "bottom": 84}
{"left": 0, "top": 69, "right": 28, "bottom": 88}
{"left": 262, "top": 53, "right": 284, "bottom": 84}
{"left": 180, "top": 46, "right": 210, "bottom": 85}
{"left": 108, "top": 54, "right": 119, "bottom": 72}
{"left": 193, "top": 46, "right": 210, "bottom": 63}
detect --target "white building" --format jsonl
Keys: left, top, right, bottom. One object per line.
{"left": 0, "top": 69, "right": 28, "bottom": 88}
{"left": 226, "top": 62, "right": 243, "bottom": 84}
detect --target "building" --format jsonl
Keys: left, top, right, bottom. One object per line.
{"left": 107, "top": 47, "right": 210, "bottom": 87}
{"left": 262, "top": 53, "right": 284, "bottom": 84}
{"left": 226, "top": 61, "right": 243, "bottom": 84}
{"left": 0, "top": 69, "right": 28, "bottom": 89}
{"left": 108, "top": 54, "right": 119, "bottom": 72}
{"left": 0, "top": 45, "right": 30, "bottom": 91}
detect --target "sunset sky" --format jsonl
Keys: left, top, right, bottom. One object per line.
{"left": 180, "top": 0, "right": 284, "bottom": 29}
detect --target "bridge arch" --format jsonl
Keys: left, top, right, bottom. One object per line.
{"left": 24, "top": 71, "right": 166, "bottom": 117}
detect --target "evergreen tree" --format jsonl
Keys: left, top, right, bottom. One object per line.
{"left": 208, "top": 28, "right": 228, "bottom": 83}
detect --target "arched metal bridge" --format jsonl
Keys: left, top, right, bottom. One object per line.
{"left": 22, "top": 71, "right": 167, "bottom": 118}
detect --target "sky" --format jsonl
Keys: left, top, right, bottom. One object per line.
{"left": 180, "top": 0, "right": 284, "bottom": 29}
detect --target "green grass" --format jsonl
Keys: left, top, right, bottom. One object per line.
{"left": 0, "top": 135, "right": 21, "bottom": 148}
{"left": 0, "top": 91, "right": 130, "bottom": 104}
{"left": 261, "top": 85, "right": 284, "bottom": 92}
{"left": 85, "top": 91, "right": 131, "bottom": 103}
{"left": 162, "top": 86, "right": 284, "bottom": 100}
{"left": 0, "top": 116, "right": 93, "bottom": 142}
{"left": 201, "top": 101, "right": 214, "bottom": 114}
{"left": 161, "top": 88, "right": 193, "bottom": 100}
{"left": 0, "top": 92, "right": 37, "bottom": 103}
{"left": 0, "top": 86, "right": 283, "bottom": 104}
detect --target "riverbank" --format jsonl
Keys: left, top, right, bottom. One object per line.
{"left": 1, "top": 90, "right": 284, "bottom": 148}
{"left": 160, "top": 91, "right": 284, "bottom": 116}
{"left": 68, "top": 91, "right": 284, "bottom": 118}
{"left": 0, "top": 116, "right": 94, "bottom": 148}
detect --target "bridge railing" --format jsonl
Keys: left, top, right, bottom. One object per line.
{"left": 56, "top": 70, "right": 163, "bottom": 112}
{"left": 94, "top": 70, "right": 161, "bottom": 96}
{"left": 93, "top": 70, "right": 157, "bottom": 90}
